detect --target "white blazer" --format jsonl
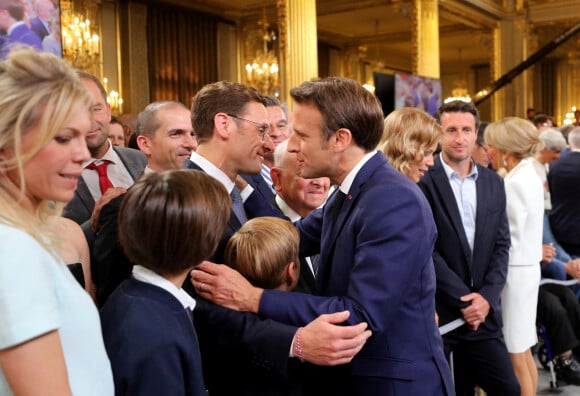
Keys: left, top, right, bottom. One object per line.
{"left": 504, "top": 157, "right": 544, "bottom": 266}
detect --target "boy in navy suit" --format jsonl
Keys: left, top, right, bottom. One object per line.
{"left": 100, "top": 170, "right": 230, "bottom": 396}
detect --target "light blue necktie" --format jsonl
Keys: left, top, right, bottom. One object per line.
{"left": 230, "top": 187, "right": 248, "bottom": 224}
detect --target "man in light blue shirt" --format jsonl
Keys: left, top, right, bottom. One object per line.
{"left": 419, "top": 100, "right": 519, "bottom": 396}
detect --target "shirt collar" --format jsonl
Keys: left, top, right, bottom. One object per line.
{"left": 275, "top": 195, "right": 301, "bottom": 222}
{"left": 339, "top": 151, "right": 377, "bottom": 194}
{"left": 83, "top": 139, "right": 118, "bottom": 168}
{"left": 189, "top": 151, "right": 235, "bottom": 193}
{"left": 132, "top": 265, "right": 196, "bottom": 311}
{"left": 439, "top": 153, "right": 478, "bottom": 181}
{"left": 7, "top": 21, "right": 25, "bottom": 35}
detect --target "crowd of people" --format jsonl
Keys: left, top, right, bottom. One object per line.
{"left": 2, "top": 45, "right": 580, "bottom": 396}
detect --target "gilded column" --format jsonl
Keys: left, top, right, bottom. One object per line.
{"left": 118, "top": 1, "right": 149, "bottom": 113}
{"left": 492, "top": 15, "right": 527, "bottom": 120}
{"left": 568, "top": 50, "right": 580, "bottom": 116}
{"left": 277, "top": 0, "right": 317, "bottom": 104}
{"left": 413, "top": 0, "right": 440, "bottom": 79}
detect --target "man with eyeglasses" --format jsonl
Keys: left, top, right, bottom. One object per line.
{"left": 241, "top": 95, "right": 290, "bottom": 202}
{"left": 182, "top": 81, "right": 371, "bottom": 396}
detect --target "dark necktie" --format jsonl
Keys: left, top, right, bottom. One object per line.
{"left": 86, "top": 161, "right": 114, "bottom": 194}
{"left": 309, "top": 254, "right": 320, "bottom": 278}
{"left": 326, "top": 190, "right": 347, "bottom": 229}
{"left": 230, "top": 187, "right": 248, "bottom": 224}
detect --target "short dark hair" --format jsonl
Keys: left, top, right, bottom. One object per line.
{"left": 290, "top": 77, "right": 384, "bottom": 151}
{"left": 263, "top": 95, "right": 281, "bottom": 107}
{"left": 0, "top": 0, "right": 24, "bottom": 21}
{"left": 118, "top": 170, "right": 231, "bottom": 276}
{"left": 476, "top": 121, "right": 489, "bottom": 146}
{"left": 532, "top": 113, "right": 550, "bottom": 127}
{"left": 190, "top": 81, "right": 266, "bottom": 143}
{"left": 76, "top": 71, "right": 108, "bottom": 102}
{"left": 435, "top": 100, "right": 480, "bottom": 130}
{"left": 137, "top": 101, "right": 188, "bottom": 138}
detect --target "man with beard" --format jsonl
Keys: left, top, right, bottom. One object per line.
{"left": 91, "top": 100, "right": 196, "bottom": 306}
{"left": 63, "top": 72, "right": 146, "bottom": 245}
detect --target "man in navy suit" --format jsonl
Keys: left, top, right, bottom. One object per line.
{"left": 194, "top": 77, "right": 453, "bottom": 395}
{"left": 184, "top": 81, "right": 372, "bottom": 396}
{"left": 242, "top": 95, "right": 290, "bottom": 203}
{"left": 270, "top": 139, "right": 331, "bottom": 294}
{"left": 30, "top": 0, "right": 54, "bottom": 41}
{"left": 418, "top": 101, "right": 520, "bottom": 395}
{"left": 549, "top": 127, "right": 580, "bottom": 257}
{"left": 63, "top": 72, "right": 147, "bottom": 246}
{"left": 0, "top": 0, "right": 42, "bottom": 60}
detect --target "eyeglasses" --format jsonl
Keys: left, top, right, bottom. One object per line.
{"left": 227, "top": 114, "right": 268, "bottom": 140}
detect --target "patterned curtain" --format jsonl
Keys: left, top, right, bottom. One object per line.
{"left": 147, "top": 5, "right": 218, "bottom": 107}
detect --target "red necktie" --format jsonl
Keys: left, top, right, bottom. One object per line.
{"left": 86, "top": 161, "right": 114, "bottom": 194}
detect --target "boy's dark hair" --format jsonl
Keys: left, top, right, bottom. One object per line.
{"left": 119, "top": 170, "right": 230, "bottom": 276}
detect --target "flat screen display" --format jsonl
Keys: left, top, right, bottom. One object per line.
{"left": 394, "top": 72, "right": 441, "bottom": 117}
{"left": 0, "top": 0, "right": 62, "bottom": 61}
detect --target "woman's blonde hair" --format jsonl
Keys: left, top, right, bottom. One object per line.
{"left": 379, "top": 107, "right": 442, "bottom": 177}
{"left": 225, "top": 217, "right": 299, "bottom": 290}
{"left": 0, "top": 48, "right": 92, "bottom": 249}
{"left": 484, "top": 117, "right": 543, "bottom": 159}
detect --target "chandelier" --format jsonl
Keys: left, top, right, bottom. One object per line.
{"left": 445, "top": 48, "right": 471, "bottom": 104}
{"left": 245, "top": 14, "right": 279, "bottom": 96}
{"left": 444, "top": 79, "right": 472, "bottom": 104}
{"left": 103, "top": 78, "right": 124, "bottom": 115}
{"left": 563, "top": 106, "right": 578, "bottom": 125}
{"left": 61, "top": 8, "right": 100, "bottom": 73}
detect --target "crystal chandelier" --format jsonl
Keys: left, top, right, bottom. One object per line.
{"left": 245, "top": 14, "right": 279, "bottom": 96}
{"left": 444, "top": 80, "right": 472, "bottom": 104}
{"left": 61, "top": 6, "right": 100, "bottom": 73}
{"left": 103, "top": 78, "right": 124, "bottom": 115}
{"left": 445, "top": 48, "right": 471, "bottom": 104}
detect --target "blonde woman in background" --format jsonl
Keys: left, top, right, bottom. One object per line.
{"left": 485, "top": 117, "right": 544, "bottom": 396}
{"left": 0, "top": 48, "right": 113, "bottom": 395}
{"left": 379, "top": 107, "right": 443, "bottom": 183}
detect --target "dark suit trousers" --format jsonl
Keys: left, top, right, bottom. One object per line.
{"left": 537, "top": 283, "right": 580, "bottom": 356}
{"left": 445, "top": 338, "right": 520, "bottom": 396}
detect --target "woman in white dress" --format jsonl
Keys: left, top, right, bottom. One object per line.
{"left": 0, "top": 48, "right": 113, "bottom": 395}
{"left": 485, "top": 117, "right": 544, "bottom": 396}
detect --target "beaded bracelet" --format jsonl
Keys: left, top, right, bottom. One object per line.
{"left": 295, "top": 327, "right": 304, "bottom": 362}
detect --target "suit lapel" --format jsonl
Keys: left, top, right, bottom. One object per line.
{"left": 472, "top": 167, "right": 487, "bottom": 258}
{"left": 431, "top": 158, "right": 472, "bottom": 261}
{"left": 318, "top": 153, "right": 382, "bottom": 283}
{"left": 76, "top": 176, "right": 95, "bottom": 213}
{"left": 114, "top": 147, "right": 144, "bottom": 180}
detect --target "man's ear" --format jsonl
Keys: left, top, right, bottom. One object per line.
{"left": 332, "top": 128, "right": 353, "bottom": 152}
{"left": 270, "top": 167, "right": 282, "bottom": 191}
{"left": 136, "top": 135, "right": 151, "bottom": 155}
{"left": 214, "top": 113, "right": 232, "bottom": 140}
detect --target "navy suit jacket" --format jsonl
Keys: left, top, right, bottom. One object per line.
{"left": 30, "top": 17, "right": 49, "bottom": 41}
{"left": 8, "top": 23, "right": 42, "bottom": 50}
{"left": 183, "top": 159, "right": 282, "bottom": 262}
{"left": 259, "top": 153, "right": 453, "bottom": 396}
{"left": 548, "top": 151, "right": 580, "bottom": 256}
{"left": 63, "top": 146, "right": 146, "bottom": 244}
{"left": 242, "top": 172, "right": 276, "bottom": 203}
{"left": 100, "top": 279, "right": 208, "bottom": 396}
{"left": 418, "top": 157, "right": 511, "bottom": 341}
{"left": 179, "top": 160, "right": 302, "bottom": 395}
